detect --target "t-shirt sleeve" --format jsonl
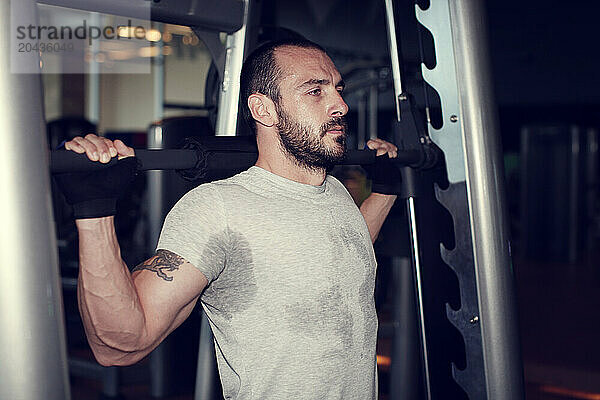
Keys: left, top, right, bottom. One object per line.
{"left": 156, "top": 184, "right": 228, "bottom": 283}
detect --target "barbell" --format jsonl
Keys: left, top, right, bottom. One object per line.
{"left": 50, "top": 136, "right": 426, "bottom": 180}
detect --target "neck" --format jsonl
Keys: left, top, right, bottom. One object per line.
{"left": 254, "top": 131, "right": 327, "bottom": 186}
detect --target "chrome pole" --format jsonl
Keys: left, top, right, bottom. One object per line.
{"left": 215, "top": 0, "right": 250, "bottom": 137}
{"left": 448, "top": 0, "right": 525, "bottom": 397}
{"left": 390, "top": 257, "right": 421, "bottom": 400}
{"left": 383, "top": 0, "right": 404, "bottom": 121}
{"left": 406, "top": 197, "right": 432, "bottom": 400}
{"left": 195, "top": 311, "right": 216, "bottom": 400}
{"left": 148, "top": 34, "right": 167, "bottom": 395}
{"left": 383, "top": 1, "right": 432, "bottom": 397}
{"left": 0, "top": 0, "right": 70, "bottom": 399}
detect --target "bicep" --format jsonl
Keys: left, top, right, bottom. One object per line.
{"left": 131, "top": 250, "right": 208, "bottom": 350}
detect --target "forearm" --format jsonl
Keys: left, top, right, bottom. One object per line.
{"left": 76, "top": 217, "right": 148, "bottom": 365}
{"left": 360, "top": 193, "right": 397, "bottom": 243}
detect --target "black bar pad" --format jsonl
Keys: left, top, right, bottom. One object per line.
{"left": 50, "top": 149, "right": 198, "bottom": 173}
{"left": 196, "top": 135, "right": 259, "bottom": 152}
{"left": 50, "top": 142, "right": 422, "bottom": 174}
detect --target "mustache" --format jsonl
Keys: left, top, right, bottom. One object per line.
{"left": 321, "top": 116, "right": 348, "bottom": 137}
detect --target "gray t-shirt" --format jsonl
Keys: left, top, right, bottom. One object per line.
{"left": 157, "top": 166, "right": 378, "bottom": 400}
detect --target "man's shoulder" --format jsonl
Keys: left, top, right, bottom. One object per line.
{"left": 326, "top": 174, "right": 352, "bottom": 197}
{"left": 178, "top": 168, "right": 255, "bottom": 207}
{"left": 188, "top": 168, "right": 252, "bottom": 192}
{"left": 326, "top": 173, "right": 344, "bottom": 188}
{"left": 164, "top": 171, "right": 252, "bottom": 223}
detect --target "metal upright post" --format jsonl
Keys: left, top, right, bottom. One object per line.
{"left": 390, "top": 257, "right": 422, "bottom": 400}
{"left": 86, "top": 12, "right": 101, "bottom": 125}
{"left": 402, "top": 168, "right": 432, "bottom": 400}
{"left": 214, "top": 0, "right": 249, "bottom": 137}
{"left": 148, "top": 21, "right": 170, "bottom": 399}
{"left": 447, "top": 1, "right": 525, "bottom": 397}
{"left": 383, "top": 1, "right": 432, "bottom": 398}
{"left": 385, "top": 0, "right": 524, "bottom": 398}
{"left": 368, "top": 82, "right": 379, "bottom": 140}
{"left": 413, "top": 0, "right": 525, "bottom": 397}
{"left": 383, "top": 0, "right": 403, "bottom": 120}
{"left": 0, "top": 0, "right": 70, "bottom": 399}
{"left": 195, "top": 1, "right": 250, "bottom": 399}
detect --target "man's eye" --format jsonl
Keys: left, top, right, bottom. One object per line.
{"left": 336, "top": 87, "right": 344, "bottom": 94}
{"left": 308, "top": 88, "right": 321, "bottom": 96}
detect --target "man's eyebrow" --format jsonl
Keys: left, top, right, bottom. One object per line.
{"left": 297, "top": 79, "right": 346, "bottom": 89}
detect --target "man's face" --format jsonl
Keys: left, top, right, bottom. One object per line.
{"left": 272, "top": 46, "right": 349, "bottom": 171}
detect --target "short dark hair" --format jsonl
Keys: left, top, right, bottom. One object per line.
{"left": 239, "top": 38, "right": 326, "bottom": 133}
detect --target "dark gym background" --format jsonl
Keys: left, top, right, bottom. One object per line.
{"left": 50, "top": 0, "right": 600, "bottom": 399}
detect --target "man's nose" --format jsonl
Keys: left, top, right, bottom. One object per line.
{"left": 329, "top": 91, "right": 349, "bottom": 118}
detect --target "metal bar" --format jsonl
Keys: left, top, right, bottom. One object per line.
{"left": 215, "top": 0, "right": 249, "bottom": 136}
{"left": 68, "top": 358, "right": 107, "bottom": 378}
{"left": 406, "top": 197, "right": 432, "bottom": 400}
{"left": 195, "top": 311, "right": 216, "bottom": 400}
{"left": 153, "top": 23, "right": 165, "bottom": 125}
{"left": 86, "top": 12, "right": 101, "bottom": 125}
{"left": 146, "top": 126, "right": 164, "bottom": 241}
{"left": 51, "top": 149, "right": 197, "bottom": 172}
{"left": 383, "top": 0, "right": 404, "bottom": 121}
{"left": 146, "top": 122, "right": 169, "bottom": 397}
{"left": 50, "top": 148, "right": 422, "bottom": 173}
{"left": 448, "top": 0, "right": 525, "bottom": 398}
{"left": 368, "top": 82, "right": 379, "bottom": 140}
{"left": 390, "top": 256, "right": 421, "bottom": 400}
{"left": 0, "top": 0, "right": 70, "bottom": 399}
{"left": 102, "top": 366, "right": 120, "bottom": 398}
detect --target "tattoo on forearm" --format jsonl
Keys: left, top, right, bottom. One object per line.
{"left": 132, "top": 250, "right": 185, "bottom": 282}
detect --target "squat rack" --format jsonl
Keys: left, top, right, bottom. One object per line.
{"left": 0, "top": 1, "right": 524, "bottom": 399}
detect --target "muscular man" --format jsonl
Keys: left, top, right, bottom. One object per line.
{"left": 60, "top": 38, "right": 398, "bottom": 399}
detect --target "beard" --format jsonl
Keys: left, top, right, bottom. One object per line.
{"left": 275, "top": 104, "right": 348, "bottom": 172}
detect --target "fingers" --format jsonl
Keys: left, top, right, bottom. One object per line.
{"left": 63, "top": 139, "right": 86, "bottom": 154}
{"left": 366, "top": 138, "right": 398, "bottom": 158}
{"left": 63, "top": 134, "right": 134, "bottom": 163}
{"left": 71, "top": 134, "right": 110, "bottom": 163}
{"left": 113, "top": 139, "right": 136, "bottom": 159}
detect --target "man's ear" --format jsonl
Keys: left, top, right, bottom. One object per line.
{"left": 248, "top": 94, "right": 277, "bottom": 128}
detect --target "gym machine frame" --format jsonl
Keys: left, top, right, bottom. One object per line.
{"left": 0, "top": 1, "right": 70, "bottom": 399}
{"left": 382, "top": 0, "right": 524, "bottom": 399}
{"left": 3, "top": 0, "right": 523, "bottom": 399}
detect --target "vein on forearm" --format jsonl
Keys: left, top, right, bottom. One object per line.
{"left": 76, "top": 217, "right": 146, "bottom": 352}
